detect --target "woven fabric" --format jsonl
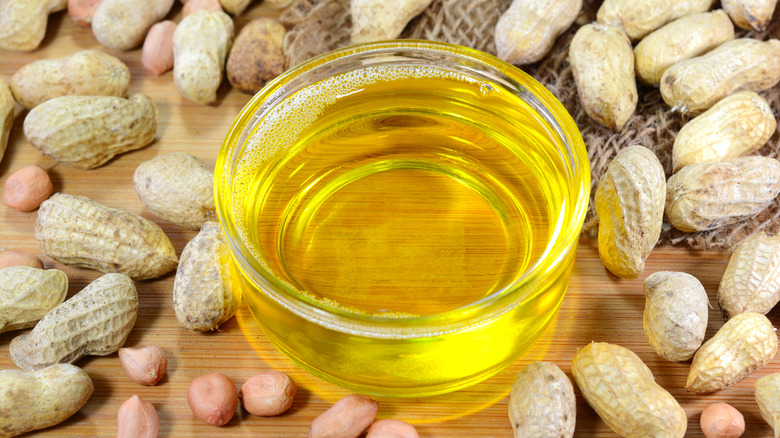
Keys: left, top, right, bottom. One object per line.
{"left": 281, "top": 0, "right": 780, "bottom": 251}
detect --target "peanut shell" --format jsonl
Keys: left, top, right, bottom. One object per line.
{"left": 10, "top": 273, "right": 138, "bottom": 371}
{"left": 595, "top": 146, "right": 666, "bottom": 279}
{"left": 572, "top": 342, "right": 686, "bottom": 438}
{"left": 665, "top": 156, "right": 780, "bottom": 232}
{"left": 643, "top": 271, "right": 708, "bottom": 362}
{"left": 634, "top": 10, "right": 734, "bottom": 87}
{"left": 219, "top": 0, "right": 251, "bottom": 15}
{"left": 134, "top": 152, "right": 216, "bottom": 230}
{"left": 686, "top": 312, "right": 778, "bottom": 393}
{"left": 508, "top": 361, "right": 575, "bottom": 438}
{"left": 92, "top": 0, "right": 175, "bottom": 51}
{"left": 755, "top": 373, "right": 780, "bottom": 438}
{"left": 569, "top": 24, "right": 637, "bottom": 130}
{"left": 672, "top": 91, "right": 775, "bottom": 171}
{"left": 596, "top": 0, "right": 714, "bottom": 41}
{"left": 723, "top": 0, "right": 778, "bottom": 31}
{"left": 0, "top": 266, "right": 68, "bottom": 334}
{"left": 24, "top": 94, "right": 157, "bottom": 169}
{"left": 350, "top": 0, "right": 433, "bottom": 44}
{"left": 173, "top": 222, "right": 241, "bottom": 331}
{"left": 0, "top": 0, "right": 67, "bottom": 51}
{"left": 0, "top": 364, "right": 93, "bottom": 437}
{"left": 35, "top": 193, "right": 178, "bottom": 280}
{"left": 10, "top": 50, "right": 130, "bottom": 109}
{"left": 0, "top": 77, "right": 12, "bottom": 166}
{"left": 660, "top": 38, "right": 780, "bottom": 114}
{"left": 226, "top": 17, "right": 286, "bottom": 94}
{"left": 719, "top": 232, "right": 780, "bottom": 317}
{"left": 495, "top": 0, "right": 582, "bottom": 65}
{"left": 173, "top": 10, "right": 234, "bottom": 105}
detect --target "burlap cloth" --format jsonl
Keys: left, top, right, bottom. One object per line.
{"left": 280, "top": 0, "right": 780, "bottom": 252}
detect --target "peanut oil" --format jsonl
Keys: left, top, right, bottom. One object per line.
{"left": 225, "top": 58, "right": 584, "bottom": 395}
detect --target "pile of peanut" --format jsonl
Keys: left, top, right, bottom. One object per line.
{"left": 2, "top": 0, "right": 780, "bottom": 436}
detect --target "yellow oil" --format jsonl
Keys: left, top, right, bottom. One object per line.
{"left": 229, "top": 64, "right": 575, "bottom": 395}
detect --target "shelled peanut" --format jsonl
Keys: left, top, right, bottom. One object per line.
{"left": 142, "top": 21, "right": 177, "bottom": 76}
{"left": 10, "top": 50, "right": 130, "bottom": 109}
{"left": 569, "top": 24, "right": 637, "bottom": 130}
{"left": 117, "top": 395, "right": 159, "bottom": 438}
{"left": 595, "top": 146, "right": 665, "bottom": 279}
{"left": 310, "top": 394, "right": 379, "bottom": 438}
{"left": 3, "top": 165, "right": 53, "bottom": 212}
{"left": 719, "top": 232, "right": 780, "bottom": 318}
{"left": 119, "top": 345, "right": 168, "bottom": 386}
{"left": 495, "top": 0, "right": 582, "bottom": 65}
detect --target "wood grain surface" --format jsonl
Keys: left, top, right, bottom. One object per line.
{"left": 1, "top": 4, "right": 779, "bottom": 437}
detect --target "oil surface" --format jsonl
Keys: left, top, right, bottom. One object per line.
{"left": 232, "top": 65, "right": 567, "bottom": 317}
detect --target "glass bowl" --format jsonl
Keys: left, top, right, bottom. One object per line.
{"left": 215, "top": 40, "right": 590, "bottom": 397}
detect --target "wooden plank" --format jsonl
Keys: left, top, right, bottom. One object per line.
{"left": 0, "top": 4, "right": 778, "bottom": 437}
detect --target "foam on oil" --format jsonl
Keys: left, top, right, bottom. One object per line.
{"left": 231, "top": 64, "right": 567, "bottom": 318}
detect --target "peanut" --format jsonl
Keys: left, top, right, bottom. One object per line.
{"left": 700, "top": 402, "right": 745, "bottom": 438}
{"left": 3, "top": 165, "right": 53, "bottom": 212}
{"left": 117, "top": 395, "right": 159, "bottom": 438}
{"left": 660, "top": 38, "right": 780, "bottom": 114}
{"left": 173, "top": 10, "right": 234, "bottom": 105}
{"left": 596, "top": 0, "right": 715, "bottom": 41}
{"left": 569, "top": 24, "right": 637, "bottom": 130}
{"left": 0, "top": 0, "right": 67, "bottom": 52}
{"left": 142, "top": 21, "right": 176, "bottom": 76}
{"left": 239, "top": 370, "right": 296, "bottom": 416}
{"left": 183, "top": 0, "right": 222, "bottom": 16}
{"left": 665, "top": 156, "right": 780, "bottom": 232}
{"left": 719, "top": 232, "right": 780, "bottom": 318}
{"left": 92, "top": 0, "right": 175, "bottom": 51}
{"left": 10, "top": 273, "right": 138, "bottom": 371}
{"left": 366, "top": 419, "right": 419, "bottom": 438}
{"left": 495, "top": 0, "right": 582, "bottom": 65}
{"left": 572, "top": 342, "right": 687, "bottom": 437}
{"left": 309, "top": 394, "right": 378, "bottom": 438}
{"left": 219, "top": 0, "right": 253, "bottom": 15}
{"left": 134, "top": 152, "right": 216, "bottom": 230}
{"left": 672, "top": 91, "right": 775, "bottom": 172}
{"left": 10, "top": 50, "right": 130, "bottom": 110}
{"left": 0, "top": 364, "right": 93, "bottom": 437}
{"left": 187, "top": 372, "right": 239, "bottom": 426}
{"left": 264, "top": 0, "right": 293, "bottom": 7}
{"left": 36, "top": 193, "right": 178, "bottom": 280}
{"left": 350, "top": 0, "right": 433, "bottom": 44}
{"left": 0, "top": 77, "right": 13, "bottom": 166}
{"left": 755, "top": 373, "right": 780, "bottom": 438}
{"left": 634, "top": 10, "right": 734, "bottom": 87}
{"left": 226, "top": 17, "right": 286, "bottom": 94}
{"left": 687, "top": 312, "right": 777, "bottom": 393}
{"left": 0, "top": 266, "right": 67, "bottom": 333}
{"left": 173, "top": 222, "right": 240, "bottom": 331}
{"left": 118, "top": 345, "right": 168, "bottom": 386}
{"left": 68, "top": 0, "right": 103, "bottom": 26}
{"left": 643, "top": 271, "right": 708, "bottom": 362}
{"left": 24, "top": 94, "right": 157, "bottom": 169}
{"left": 0, "top": 250, "right": 44, "bottom": 269}
{"left": 723, "top": 0, "right": 778, "bottom": 31}
{"left": 595, "top": 146, "right": 666, "bottom": 279}
{"left": 508, "top": 361, "right": 575, "bottom": 438}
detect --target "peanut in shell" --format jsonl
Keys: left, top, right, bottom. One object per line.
{"left": 0, "top": 78, "right": 12, "bottom": 167}
{"left": 0, "top": 266, "right": 68, "bottom": 334}
{"left": 723, "top": 0, "right": 778, "bottom": 31}
{"left": 755, "top": 373, "right": 780, "bottom": 438}
{"left": 35, "top": 193, "right": 178, "bottom": 280}
{"left": 719, "top": 231, "right": 780, "bottom": 318}
{"left": 0, "top": 0, "right": 67, "bottom": 51}
{"left": 508, "top": 361, "right": 575, "bottom": 438}
{"left": 596, "top": 0, "right": 715, "bottom": 41}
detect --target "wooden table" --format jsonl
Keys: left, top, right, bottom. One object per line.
{"left": 1, "top": 4, "right": 778, "bottom": 437}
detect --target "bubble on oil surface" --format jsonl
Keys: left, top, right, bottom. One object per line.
{"left": 231, "top": 65, "right": 480, "bottom": 259}
{"left": 479, "top": 83, "right": 493, "bottom": 96}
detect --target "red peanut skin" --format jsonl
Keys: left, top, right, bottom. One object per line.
{"left": 309, "top": 394, "right": 378, "bottom": 438}
{"left": 367, "top": 419, "right": 420, "bottom": 438}
{"left": 68, "top": 0, "right": 104, "bottom": 27}
{"left": 240, "top": 370, "right": 296, "bottom": 416}
{"left": 0, "top": 250, "right": 44, "bottom": 269}
{"left": 117, "top": 395, "right": 159, "bottom": 438}
{"left": 3, "top": 165, "right": 53, "bottom": 212}
{"left": 187, "top": 373, "right": 238, "bottom": 426}
{"left": 142, "top": 21, "right": 176, "bottom": 76}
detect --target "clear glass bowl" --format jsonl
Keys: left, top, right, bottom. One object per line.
{"left": 215, "top": 41, "right": 590, "bottom": 397}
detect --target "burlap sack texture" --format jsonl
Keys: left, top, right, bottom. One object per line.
{"left": 281, "top": 0, "right": 780, "bottom": 252}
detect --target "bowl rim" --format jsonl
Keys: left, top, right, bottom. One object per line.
{"left": 215, "top": 40, "right": 590, "bottom": 338}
